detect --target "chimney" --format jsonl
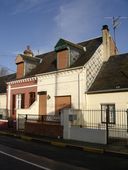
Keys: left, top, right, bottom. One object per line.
{"left": 102, "top": 25, "right": 110, "bottom": 61}
{"left": 15, "top": 55, "right": 24, "bottom": 79}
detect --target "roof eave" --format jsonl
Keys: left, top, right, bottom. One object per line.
{"left": 87, "top": 88, "right": 128, "bottom": 94}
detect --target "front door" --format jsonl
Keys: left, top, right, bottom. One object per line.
{"left": 39, "top": 92, "right": 47, "bottom": 115}
{"left": 55, "top": 96, "right": 71, "bottom": 115}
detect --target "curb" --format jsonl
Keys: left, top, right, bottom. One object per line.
{"left": 51, "top": 141, "right": 66, "bottom": 147}
{"left": 104, "top": 149, "right": 128, "bottom": 157}
{"left": 0, "top": 131, "right": 20, "bottom": 139}
{"left": 83, "top": 146, "right": 104, "bottom": 154}
{"left": 31, "top": 138, "right": 51, "bottom": 145}
{"left": 20, "top": 135, "right": 32, "bottom": 141}
{"left": 0, "top": 131, "right": 128, "bottom": 157}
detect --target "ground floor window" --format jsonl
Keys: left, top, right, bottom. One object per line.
{"left": 29, "top": 92, "right": 36, "bottom": 106}
{"left": 16, "top": 94, "right": 25, "bottom": 109}
{"left": 101, "top": 104, "right": 115, "bottom": 124}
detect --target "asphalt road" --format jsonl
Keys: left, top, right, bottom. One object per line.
{"left": 0, "top": 135, "right": 128, "bottom": 170}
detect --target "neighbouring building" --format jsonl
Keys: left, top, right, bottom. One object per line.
{"left": 86, "top": 53, "right": 128, "bottom": 140}
{"left": 0, "top": 74, "right": 15, "bottom": 119}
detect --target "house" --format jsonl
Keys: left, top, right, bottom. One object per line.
{"left": 35, "top": 25, "right": 116, "bottom": 116}
{"left": 87, "top": 53, "right": 128, "bottom": 110}
{"left": 0, "top": 74, "right": 15, "bottom": 129}
{"left": 6, "top": 25, "right": 117, "bottom": 135}
{"left": 86, "top": 53, "right": 128, "bottom": 141}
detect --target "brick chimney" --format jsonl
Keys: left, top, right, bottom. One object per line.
{"left": 102, "top": 25, "right": 110, "bottom": 61}
{"left": 15, "top": 55, "right": 24, "bottom": 79}
{"left": 102, "top": 25, "right": 118, "bottom": 62}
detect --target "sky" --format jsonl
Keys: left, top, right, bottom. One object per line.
{"left": 0, "top": 0, "right": 128, "bottom": 73}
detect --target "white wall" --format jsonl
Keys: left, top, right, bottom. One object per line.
{"left": 62, "top": 109, "right": 107, "bottom": 144}
{"left": 38, "top": 68, "right": 86, "bottom": 114}
{"left": 87, "top": 92, "right": 128, "bottom": 110}
{"left": 70, "top": 127, "right": 106, "bottom": 144}
{"left": 16, "top": 100, "right": 38, "bottom": 116}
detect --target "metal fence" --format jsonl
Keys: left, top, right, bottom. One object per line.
{"left": 71, "top": 109, "right": 128, "bottom": 145}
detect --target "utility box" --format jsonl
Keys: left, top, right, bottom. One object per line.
{"left": 69, "top": 114, "right": 77, "bottom": 121}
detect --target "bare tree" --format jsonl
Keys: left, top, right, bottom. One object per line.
{"left": 0, "top": 67, "right": 9, "bottom": 76}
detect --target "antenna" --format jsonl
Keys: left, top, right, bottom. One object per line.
{"left": 105, "top": 16, "right": 128, "bottom": 46}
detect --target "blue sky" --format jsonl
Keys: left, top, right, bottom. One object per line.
{"left": 0, "top": 0, "right": 128, "bottom": 72}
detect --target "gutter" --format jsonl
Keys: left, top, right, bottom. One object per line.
{"left": 36, "top": 66, "right": 83, "bottom": 77}
{"left": 87, "top": 88, "right": 128, "bottom": 94}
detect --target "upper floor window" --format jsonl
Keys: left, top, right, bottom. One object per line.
{"left": 101, "top": 104, "right": 115, "bottom": 124}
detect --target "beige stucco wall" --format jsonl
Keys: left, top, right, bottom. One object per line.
{"left": 0, "top": 94, "right": 6, "bottom": 109}
{"left": 87, "top": 92, "right": 128, "bottom": 110}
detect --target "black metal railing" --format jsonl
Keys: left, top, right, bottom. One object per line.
{"left": 71, "top": 109, "right": 128, "bottom": 145}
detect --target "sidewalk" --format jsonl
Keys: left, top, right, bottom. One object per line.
{"left": 0, "top": 130, "right": 128, "bottom": 157}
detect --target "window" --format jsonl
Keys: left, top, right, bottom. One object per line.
{"left": 29, "top": 92, "right": 36, "bottom": 106}
{"left": 101, "top": 104, "right": 115, "bottom": 124}
{"left": 16, "top": 94, "right": 25, "bottom": 109}
{"left": 12, "top": 95, "right": 16, "bottom": 115}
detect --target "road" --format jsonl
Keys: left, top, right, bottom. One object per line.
{"left": 0, "top": 135, "right": 128, "bottom": 170}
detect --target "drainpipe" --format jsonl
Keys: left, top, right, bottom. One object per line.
{"left": 78, "top": 67, "right": 84, "bottom": 110}
{"left": 7, "top": 84, "right": 11, "bottom": 117}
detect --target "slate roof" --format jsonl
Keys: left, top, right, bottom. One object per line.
{"left": 0, "top": 73, "right": 16, "bottom": 93}
{"left": 88, "top": 53, "right": 128, "bottom": 93}
{"left": 27, "top": 37, "right": 102, "bottom": 76}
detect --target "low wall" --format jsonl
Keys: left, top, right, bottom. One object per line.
{"left": 70, "top": 126, "right": 107, "bottom": 144}
{"left": 0, "top": 120, "right": 8, "bottom": 129}
{"left": 25, "top": 122, "right": 63, "bottom": 138}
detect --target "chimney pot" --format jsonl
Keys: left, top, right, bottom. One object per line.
{"left": 102, "top": 25, "right": 109, "bottom": 31}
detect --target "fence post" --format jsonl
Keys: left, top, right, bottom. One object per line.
{"left": 126, "top": 109, "right": 128, "bottom": 132}
{"left": 106, "top": 108, "right": 109, "bottom": 144}
{"left": 25, "top": 114, "right": 28, "bottom": 121}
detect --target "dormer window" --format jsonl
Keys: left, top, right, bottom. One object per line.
{"left": 55, "top": 39, "right": 83, "bottom": 70}
{"left": 57, "top": 49, "right": 69, "bottom": 70}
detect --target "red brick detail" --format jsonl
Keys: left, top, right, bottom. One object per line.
{"left": 16, "top": 62, "right": 24, "bottom": 79}
{"left": 57, "top": 50, "right": 69, "bottom": 69}
{"left": 25, "top": 122, "right": 63, "bottom": 138}
{"left": 8, "top": 80, "right": 37, "bottom": 119}
{"left": 10, "top": 79, "right": 37, "bottom": 88}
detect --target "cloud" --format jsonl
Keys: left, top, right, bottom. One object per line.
{"left": 54, "top": 0, "right": 108, "bottom": 41}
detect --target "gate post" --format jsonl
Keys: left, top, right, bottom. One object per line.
{"left": 106, "top": 108, "right": 109, "bottom": 144}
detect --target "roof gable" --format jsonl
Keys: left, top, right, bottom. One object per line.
{"left": 55, "top": 38, "right": 84, "bottom": 51}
